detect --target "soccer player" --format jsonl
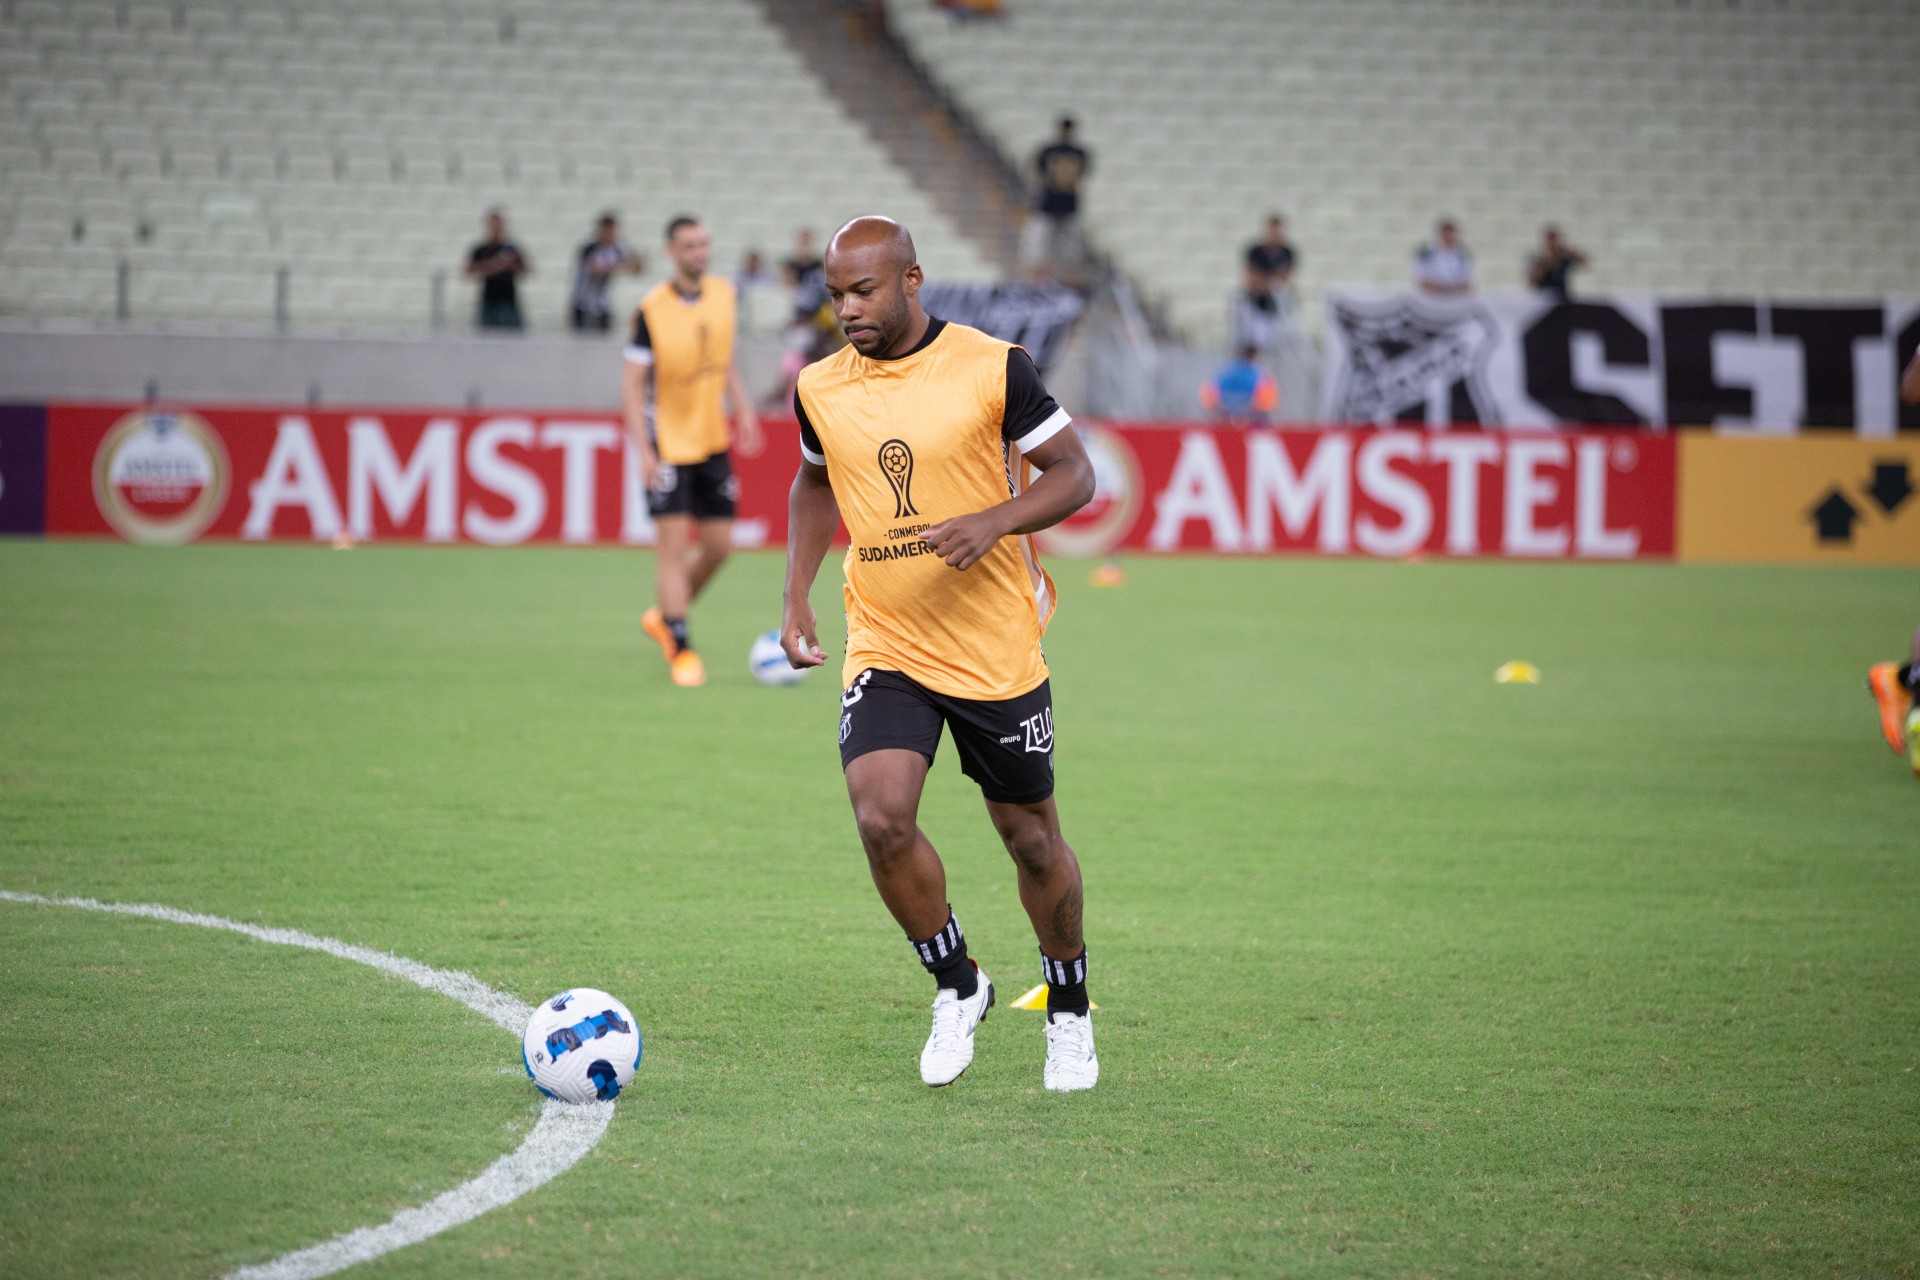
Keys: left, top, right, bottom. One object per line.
{"left": 779, "top": 216, "right": 1101, "bottom": 1091}
{"left": 1867, "top": 626, "right": 1920, "bottom": 776}
{"left": 623, "top": 214, "right": 763, "bottom": 687}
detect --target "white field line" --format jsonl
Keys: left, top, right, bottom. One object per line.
{"left": 0, "top": 889, "right": 614, "bottom": 1279}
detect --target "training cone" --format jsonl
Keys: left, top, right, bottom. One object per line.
{"left": 1010, "top": 984, "right": 1098, "bottom": 1011}
{"left": 1494, "top": 660, "right": 1541, "bottom": 684}
{"left": 1089, "top": 563, "right": 1127, "bottom": 588}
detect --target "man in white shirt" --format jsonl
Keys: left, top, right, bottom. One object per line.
{"left": 1413, "top": 218, "right": 1474, "bottom": 296}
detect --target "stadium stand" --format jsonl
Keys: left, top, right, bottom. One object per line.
{"left": 0, "top": 0, "right": 995, "bottom": 331}
{"left": 884, "top": 0, "right": 1920, "bottom": 343}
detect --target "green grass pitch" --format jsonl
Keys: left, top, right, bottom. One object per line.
{"left": 2, "top": 540, "right": 1916, "bottom": 1278}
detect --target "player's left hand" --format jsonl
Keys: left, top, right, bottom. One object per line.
{"left": 921, "top": 511, "right": 1007, "bottom": 571}
{"left": 735, "top": 411, "right": 764, "bottom": 458}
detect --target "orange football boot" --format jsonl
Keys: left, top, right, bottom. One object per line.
{"left": 669, "top": 650, "right": 707, "bottom": 688}
{"left": 641, "top": 606, "right": 677, "bottom": 665}
{"left": 1866, "top": 662, "right": 1910, "bottom": 754}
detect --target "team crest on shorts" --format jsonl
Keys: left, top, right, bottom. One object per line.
{"left": 839, "top": 711, "right": 852, "bottom": 744}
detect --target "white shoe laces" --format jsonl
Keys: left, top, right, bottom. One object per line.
{"left": 927, "top": 991, "right": 969, "bottom": 1054}
{"left": 1046, "top": 1014, "right": 1093, "bottom": 1062}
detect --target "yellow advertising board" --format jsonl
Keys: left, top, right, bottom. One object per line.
{"left": 1678, "top": 435, "right": 1920, "bottom": 565}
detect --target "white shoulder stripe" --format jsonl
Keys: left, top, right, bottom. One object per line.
{"left": 1012, "top": 407, "right": 1071, "bottom": 453}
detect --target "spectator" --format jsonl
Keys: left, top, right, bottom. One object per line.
{"left": 1022, "top": 116, "right": 1090, "bottom": 282}
{"left": 466, "top": 208, "right": 529, "bottom": 331}
{"left": 1413, "top": 218, "right": 1473, "bottom": 296}
{"left": 568, "top": 212, "right": 644, "bottom": 332}
{"left": 782, "top": 227, "right": 823, "bottom": 290}
{"left": 1200, "top": 346, "right": 1280, "bottom": 424}
{"left": 734, "top": 248, "right": 777, "bottom": 334}
{"left": 1227, "top": 262, "right": 1281, "bottom": 361}
{"left": 1526, "top": 225, "right": 1589, "bottom": 302}
{"left": 735, "top": 248, "right": 773, "bottom": 293}
{"left": 1245, "top": 214, "right": 1297, "bottom": 294}
{"left": 769, "top": 229, "right": 843, "bottom": 410}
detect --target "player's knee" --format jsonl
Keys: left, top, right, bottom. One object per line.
{"left": 1001, "top": 823, "right": 1063, "bottom": 878}
{"left": 853, "top": 803, "right": 916, "bottom": 861}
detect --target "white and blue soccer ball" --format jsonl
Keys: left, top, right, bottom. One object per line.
{"left": 522, "top": 988, "right": 641, "bottom": 1103}
{"left": 749, "top": 628, "right": 809, "bottom": 686}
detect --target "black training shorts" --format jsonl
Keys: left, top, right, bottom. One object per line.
{"left": 837, "top": 668, "right": 1055, "bottom": 805}
{"left": 647, "top": 450, "right": 738, "bottom": 520}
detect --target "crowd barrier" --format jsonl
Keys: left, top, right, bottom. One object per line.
{"left": 1, "top": 403, "right": 1914, "bottom": 565}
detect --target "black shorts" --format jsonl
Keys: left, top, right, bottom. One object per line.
{"left": 837, "top": 668, "right": 1055, "bottom": 805}
{"left": 647, "top": 450, "right": 738, "bottom": 520}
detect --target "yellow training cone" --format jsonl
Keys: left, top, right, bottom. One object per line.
{"left": 1010, "top": 984, "right": 1097, "bottom": 1010}
{"left": 1494, "top": 660, "right": 1541, "bottom": 684}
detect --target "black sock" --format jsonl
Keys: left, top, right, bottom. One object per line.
{"left": 911, "top": 909, "right": 977, "bottom": 998}
{"left": 1041, "top": 947, "right": 1089, "bottom": 1017}
{"left": 666, "top": 617, "right": 690, "bottom": 654}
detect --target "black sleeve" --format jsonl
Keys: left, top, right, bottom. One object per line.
{"left": 628, "top": 309, "right": 651, "bottom": 351}
{"left": 794, "top": 388, "right": 825, "bottom": 463}
{"left": 1002, "top": 347, "right": 1065, "bottom": 444}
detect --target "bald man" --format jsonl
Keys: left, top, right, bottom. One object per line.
{"left": 780, "top": 217, "right": 1102, "bottom": 1091}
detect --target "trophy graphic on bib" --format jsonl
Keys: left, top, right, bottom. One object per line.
{"left": 878, "top": 439, "right": 918, "bottom": 519}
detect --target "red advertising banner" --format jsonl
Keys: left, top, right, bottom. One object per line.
{"left": 46, "top": 403, "right": 803, "bottom": 547}
{"left": 43, "top": 404, "right": 1675, "bottom": 560}
{"left": 1037, "top": 425, "right": 1674, "bottom": 560}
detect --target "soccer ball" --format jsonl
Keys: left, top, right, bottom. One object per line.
{"left": 521, "top": 988, "right": 641, "bottom": 1103}
{"left": 749, "top": 628, "right": 809, "bottom": 686}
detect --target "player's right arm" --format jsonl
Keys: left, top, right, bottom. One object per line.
{"left": 781, "top": 458, "right": 837, "bottom": 669}
{"left": 781, "top": 390, "right": 837, "bottom": 669}
{"left": 621, "top": 310, "right": 661, "bottom": 491}
{"left": 1902, "top": 348, "right": 1920, "bottom": 406}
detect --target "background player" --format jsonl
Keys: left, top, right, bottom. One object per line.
{"left": 622, "top": 215, "right": 763, "bottom": 687}
{"left": 1866, "top": 627, "right": 1920, "bottom": 776}
{"left": 1868, "top": 351, "right": 1920, "bottom": 772}
{"left": 779, "top": 216, "right": 1101, "bottom": 1091}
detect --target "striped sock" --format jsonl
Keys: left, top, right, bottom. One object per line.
{"left": 911, "top": 909, "right": 976, "bottom": 998}
{"left": 1040, "top": 947, "right": 1089, "bottom": 1016}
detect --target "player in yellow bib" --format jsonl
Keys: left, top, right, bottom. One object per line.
{"left": 622, "top": 215, "right": 762, "bottom": 687}
{"left": 779, "top": 217, "right": 1101, "bottom": 1091}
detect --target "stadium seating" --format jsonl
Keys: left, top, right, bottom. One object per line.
{"left": 0, "top": 0, "right": 995, "bottom": 331}
{"left": 885, "top": 0, "right": 1920, "bottom": 343}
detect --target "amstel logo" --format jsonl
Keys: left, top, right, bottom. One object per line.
{"left": 1035, "top": 425, "right": 1140, "bottom": 557}
{"left": 92, "top": 409, "right": 230, "bottom": 545}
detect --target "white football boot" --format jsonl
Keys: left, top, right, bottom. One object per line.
{"left": 1043, "top": 1010, "right": 1099, "bottom": 1092}
{"left": 920, "top": 969, "right": 994, "bottom": 1087}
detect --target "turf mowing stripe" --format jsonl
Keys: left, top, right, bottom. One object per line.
{"left": 0, "top": 889, "right": 614, "bottom": 1279}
